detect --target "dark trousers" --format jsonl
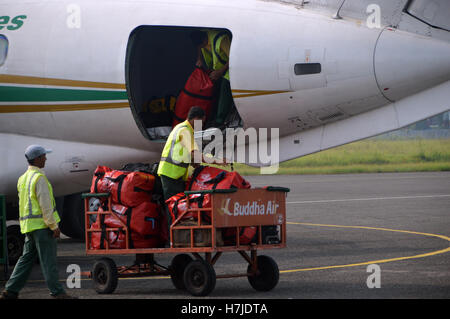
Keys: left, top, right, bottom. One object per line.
{"left": 215, "top": 78, "right": 233, "bottom": 126}
{"left": 160, "top": 174, "right": 186, "bottom": 202}
{"left": 5, "top": 228, "right": 65, "bottom": 296}
{"left": 160, "top": 174, "right": 186, "bottom": 241}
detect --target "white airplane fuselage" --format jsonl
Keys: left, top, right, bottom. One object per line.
{"left": 1, "top": 0, "right": 450, "bottom": 202}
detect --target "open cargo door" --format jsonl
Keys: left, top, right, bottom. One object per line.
{"left": 125, "top": 26, "right": 242, "bottom": 142}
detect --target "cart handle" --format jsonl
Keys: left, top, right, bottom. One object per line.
{"left": 265, "top": 186, "right": 290, "bottom": 193}
{"left": 184, "top": 189, "right": 237, "bottom": 195}
{"left": 81, "top": 192, "right": 110, "bottom": 199}
{"left": 184, "top": 187, "right": 290, "bottom": 195}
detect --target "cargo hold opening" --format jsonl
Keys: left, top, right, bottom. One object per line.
{"left": 125, "top": 26, "right": 242, "bottom": 142}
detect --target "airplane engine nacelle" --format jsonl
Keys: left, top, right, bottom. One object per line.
{"left": 374, "top": 28, "right": 450, "bottom": 102}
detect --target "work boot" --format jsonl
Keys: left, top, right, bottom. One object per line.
{"left": 0, "top": 290, "right": 18, "bottom": 299}
{"left": 52, "top": 292, "right": 78, "bottom": 299}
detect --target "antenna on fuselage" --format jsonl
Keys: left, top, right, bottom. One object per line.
{"left": 333, "top": 0, "right": 346, "bottom": 19}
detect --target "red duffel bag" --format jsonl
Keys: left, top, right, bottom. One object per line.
{"left": 89, "top": 204, "right": 164, "bottom": 249}
{"left": 90, "top": 228, "right": 162, "bottom": 250}
{"left": 110, "top": 201, "right": 161, "bottom": 236}
{"left": 166, "top": 192, "right": 212, "bottom": 223}
{"left": 104, "top": 170, "right": 155, "bottom": 207}
{"left": 90, "top": 228, "right": 126, "bottom": 250}
{"left": 186, "top": 166, "right": 251, "bottom": 191}
{"left": 223, "top": 226, "right": 257, "bottom": 246}
{"left": 173, "top": 67, "right": 214, "bottom": 127}
{"left": 89, "top": 212, "right": 126, "bottom": 250}
{"left": 90, "top": 166, "right": 113, "bottom": 193}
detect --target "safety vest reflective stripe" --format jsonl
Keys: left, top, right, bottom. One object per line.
{"left": 213, "top": 31, "right": 230, "bottom": 65}
{"left": 160, "top": 156, "right": 189, "bottom": 168}
{"left": 202, "top": 48, "right": 213, "bottom": 70}
{"left": 19, "top": 208, "right": 57, "bottom": 221}
{"left": 21, "top": 171, "right": 42, "bottom": 220}
{"left": 163, "top": 124, "right": 190, "bottom": 167}
{"left": 19, "top": 215, "right": 42, "bottom": 221}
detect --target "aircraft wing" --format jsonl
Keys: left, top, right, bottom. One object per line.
{"left": 274, "top": 79, "right": 450, "bottom": 164}
{"left": 262, "top": 0, "right": 450, "bottom": 42}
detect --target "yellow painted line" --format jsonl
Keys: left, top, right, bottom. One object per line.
{"left": 0, "top": 102, "right": 130, "bottom": 113}
{"left": 281, "top": 222, "right": 450, "bottom": 274}
{"left": 4, "top": 223, "right": 449, "bottom": 285}
{"left": 0, "top": 74, "right": 126, "bottom": 90}
{"left": 79, "top": 221, "right": 450, "bottom": 281}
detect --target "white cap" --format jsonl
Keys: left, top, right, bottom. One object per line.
{"left": 24, "top": 145, "right": 52, "bottom": 161}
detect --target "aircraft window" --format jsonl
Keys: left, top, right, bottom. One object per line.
{"left": 0, "top": 35, "right": 8, "bottom": 66}
{"left": 294, "top": 63, "right": 321, "bottom": 75}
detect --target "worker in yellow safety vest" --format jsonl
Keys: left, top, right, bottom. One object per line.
{"left": 191, "top": 30, "right": 233, "bottom": 127}
{"left": 157, "top": 106, "right": 226, "bottom": 242}
{"left": 1, "top": 145, "right": 76, "bottom": 299}
{"left": 200, "top": 30, "right": 231, "bottom": 81}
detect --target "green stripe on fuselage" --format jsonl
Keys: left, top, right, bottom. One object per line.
{"left": 0, "top": 86, "right": 128, "bottom": 102}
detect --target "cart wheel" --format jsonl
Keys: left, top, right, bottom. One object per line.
{"left": 183, "top": 260, "right": 216, "bottom": 296}
{"left": 170, "top": 254, "right": 193, "bottom": 290}
{"left": 247, "top": 255, "right": 279, "bottom": 292}
{"left": 92, "top": 257, "right": 118, "bottom": 294}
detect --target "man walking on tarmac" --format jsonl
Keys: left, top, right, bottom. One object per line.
{"left": 158, "top": 106, "right": 226, "bottom": 238}
{"left": 1, "top": 145, "right": 76, "bottom": 299}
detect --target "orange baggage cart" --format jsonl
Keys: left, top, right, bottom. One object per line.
{"left": 82, "top": 187, "right": 289, "bottom": 296}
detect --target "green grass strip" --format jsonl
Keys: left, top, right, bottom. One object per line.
{"left": 233, "top": 139, "right": 450, "bottom": 175}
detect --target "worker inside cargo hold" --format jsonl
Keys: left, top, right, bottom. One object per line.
{"left": 157, "top": 106, "right": 227, "bottom": 243}
{"left": 202, "top": 29, "right": 233, "bottom": 128}
{"left": 175, "top": 30, "right": 234, "bottom": 128}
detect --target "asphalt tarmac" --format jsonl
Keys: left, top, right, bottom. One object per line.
{"left": 1, "top": 172, "right": 449, "bottom": 300}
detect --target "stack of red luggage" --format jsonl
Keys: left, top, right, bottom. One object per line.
{"left": 89, "top": 166, "right": 167, "bottom": 249}
{"left": 166, "top": 165, "right": 257, "bottom": 245}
